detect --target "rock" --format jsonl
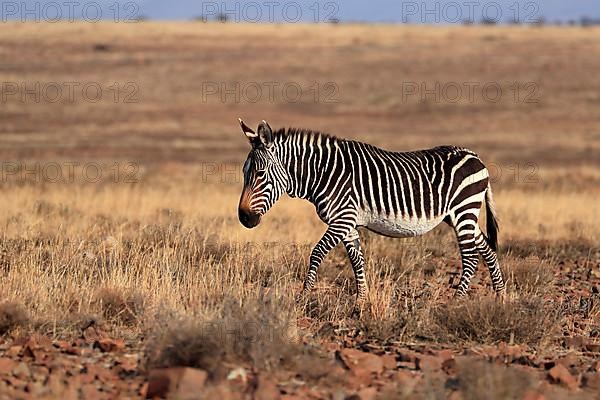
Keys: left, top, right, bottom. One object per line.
{"left": 177, "top": 368, "right": 210, "bottom": 399}
{"left": 93, "top": 338, "right": 125, "bottom": 353}
{"left": 582, "top": 372, "right": 600, "bottom": 390}
{"left": 0, "top": 358, "right": 17, "bottom": 375}
{"left": 380, "top": 354, "right": 396, "bottom": 370}
{"left": 392, "top": 370, "right": 419, "bottom": 394}
{"left": 12, "top": 363, "right": 31, "bottom": 380}
{"left": 356, "top": 387, "right": 378, "bottom": 400}
{"left": 227, "top": 367, "right": 248, "bottom": 384}
{"left": 5, "top": 346, "right": 22, "bottom": 358}
{"left": 522, "top": 390, "right": 546, "bottom": 400}
{"left": 556, "top": 353, "right": 578, "bottom": 368}
{"left": 416, "top": 355, "right": 443, "bottom": 372}
{"left": 339, "top": 349, "right": 384, "bottom": 375}
{"left": 254, "top": 375, "right": 280, "bottom": 400}
{"left": 146, "top": 368, "right": 208, "bottom": 399}
{"left": 584, "top": 342, "right": 600, "bottom": 353}
{"left": 547, "top": 364, "right": 578, "bottom": 390}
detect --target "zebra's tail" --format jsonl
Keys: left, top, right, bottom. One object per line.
{"left": 485, "top": 182, "right": 499, "bottom": 252}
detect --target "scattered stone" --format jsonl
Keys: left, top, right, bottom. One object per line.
{"left": 0, "top": 358, "right": 17, "bottom": 375}
{"left": 356, "top": 387, "right": 378, "bottom": 400}
{"left": 416, "top": 355, "right": 443, "bottom": 372}
{"left": 254, "top": 375, "right": 281, "bottom": 400}
{"left": 548, "top": 364, "right": 578, "bottom": 390}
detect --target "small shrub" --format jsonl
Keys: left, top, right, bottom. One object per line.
{"left": 0, "top": 302, "right": 29, "bottom": 335}
{"left": 433, "top": 296, "right": 562, "bottom": 346}
{"left": 145, "top": 296, "right": 311, "bottom": 379}
{"left": 93, "top": 287, "right": 144, "bottom": 326}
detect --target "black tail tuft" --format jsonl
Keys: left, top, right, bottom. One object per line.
{"left": 485, "top": 184, "right": 499, "bottom": 252}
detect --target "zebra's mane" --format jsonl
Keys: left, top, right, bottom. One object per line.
{"left": 274, "top": 127, "right": 338, "bottom": 143}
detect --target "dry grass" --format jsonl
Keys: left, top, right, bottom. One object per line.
{"left": 0, "top": 176, "right": 593, "bottom": 346}
{"left": 433, "top": 296, "right": 562, "bottom": 346}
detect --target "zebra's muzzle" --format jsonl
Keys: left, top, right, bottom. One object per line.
{"left": 239, "top": 208, "right": 261, "bottom": 228}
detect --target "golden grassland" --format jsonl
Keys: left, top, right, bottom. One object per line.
{"left": 0, "top": 22, "right": 598, "bottom": 398}
{"left": 0, "top": 175, "right": 597, "bottom": 337}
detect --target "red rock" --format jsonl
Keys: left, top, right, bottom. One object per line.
{"left": 442, "top": 358, "right": 458, "bottom": 375}
{"left": 146, "top": 368, "right": 208, "bottom": 399}
{"left": 117, "top": 357, "right": 138, "bottom": 374}
{"left": 556, "top": 353, "right": 578, "bottom": 368}
{"left": 447, "top": 391, "right": 462, "bottom": 400}
{"left": 12, "top": 362, "right": 31, "bottom": 380}
{"left": 584, "top": 342, "right": 600, "bottom": 353}
{"left": 356, "top": 387, "right": 378, "bottom": 400}
{"left": 53, "top": 340, "right": 70, "bottom": 350}
{"left": 522, "top": 390, "right": 546, "bottom": 400}
{"left": 0, "top": 358, "right": 17, "bottom": 375}
{"left": 437, "top": 349, "right": 454, "bottom": 360}
{"left": 81, "top": 383, "right": 102, "bottom": 400}
{"left": 93, "top": 338, "right": 125, "bottom": 353}
{"left": 416, "top": 355, "right": 443, "bottom": 372}
{"left": 582, "top": 373, "right": 600, "bottom": 390}
{"left": 391, "top": 370, "right": 419, "bottom": 395}
{"left": 176, "top": 368, "right": 209, "bottom": 399}
{"left": 254, "top": 375, "right": 280, "bottom": 400}
{"left": 380, "top": 354, "right": 396, "bottom": 370}
{"left": 548, "top": 364, "right": 578, "bottom": 390}
{"left": 5, "top": 345, "right": 22, "bottom": 357}
{"left": 339, "top": 349, "right": 384, "bottom": 375}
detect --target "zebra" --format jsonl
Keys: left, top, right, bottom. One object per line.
{"left": 237, "top": 119, "right": 505, "bottom": 306}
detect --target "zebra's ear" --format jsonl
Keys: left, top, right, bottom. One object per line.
{"left": 257, "top": 120, "right": 273, "bottom": 147}
{"left": 239, "top": 118, "right": 258, "bottom": 140}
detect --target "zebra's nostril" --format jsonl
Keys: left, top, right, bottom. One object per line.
{"left": 239, "top": 209, "right": 260, "bottom": 228}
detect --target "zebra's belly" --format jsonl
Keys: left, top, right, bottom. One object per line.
{"left": 363, "top": 214, "right": 445, "bottom": 238}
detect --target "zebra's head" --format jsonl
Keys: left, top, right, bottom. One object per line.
{"left": 238, "top": 118, "right": 288, "bottom": 229}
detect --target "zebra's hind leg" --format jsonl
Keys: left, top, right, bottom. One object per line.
{"left": 452, "top": 215, "right": 482, "bottom": 297}
{"left": 454, "top": 232, "right": 480, "bottom": 296}
{"left": 475, "top": 234, "right": 506, "bottom": 297}
{"left": 342, "top": 229, "right": 368, "bottom": 307}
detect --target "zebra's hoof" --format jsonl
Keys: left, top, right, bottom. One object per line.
{"left": 495, "top": 289, "right": 507, "bottom": 304}
{"left": 295, "top": 291, "right": 309, "bottom": 304}
{"left": 351, "top": 299, "right": 368, "bottom": 318}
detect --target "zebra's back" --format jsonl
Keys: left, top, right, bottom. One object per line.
{"left": 343, "top": 140, "right": 489, "bottom": 237}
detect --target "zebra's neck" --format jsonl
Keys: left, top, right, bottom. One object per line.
{"left": 273, "top": 128, "right": 341, "bottom": 203}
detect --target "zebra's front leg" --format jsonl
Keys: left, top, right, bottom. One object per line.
{"left": 342, "top": 229, "right": 368, "bottom": 307}
{"left": 302, "top": 223, "right": 352, "bottom": 297}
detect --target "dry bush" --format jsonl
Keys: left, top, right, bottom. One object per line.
{"left": 145, "top": 296, "right": 329, "bottom": 380}
{"left": 0, "top": 301, "right": 29, "bottom": 335}
{"left": 433, "top": 296, "right": 562, "bottom": 346}
{"left": 92, "top": 287, "right": 144, "bottom": 326}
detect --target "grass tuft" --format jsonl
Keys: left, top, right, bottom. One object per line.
{"left": 0, "top": 301, "right": 29, "bottom": 335}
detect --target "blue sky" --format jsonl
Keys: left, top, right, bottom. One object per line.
{"left": 3, "top": 1, "right": 599, "bottom": 23}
